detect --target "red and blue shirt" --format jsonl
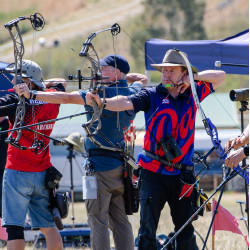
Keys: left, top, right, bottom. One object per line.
{"left": 128, "top": 81, "right": 213, "bottom": 175}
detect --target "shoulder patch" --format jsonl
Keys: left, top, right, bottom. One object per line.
{"left": 162, "top": 97, "right": 169, "bottom": 104}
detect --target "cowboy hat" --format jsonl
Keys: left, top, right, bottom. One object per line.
{"left": 151, "top": 49, "right": 198, "bottom": 73}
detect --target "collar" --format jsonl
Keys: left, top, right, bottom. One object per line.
{"left": 156, "top": 83, "right": 190, "bottom": 98}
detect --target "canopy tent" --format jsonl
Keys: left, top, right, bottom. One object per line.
{"left": 0, "top": 61, "right": 13, "bottom": 97}
{"left": 145, "top": 29, "right": 249, "bottom": 75}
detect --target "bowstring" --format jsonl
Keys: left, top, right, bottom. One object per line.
{"left": 111, "top": 34, "right": 121, "bottom": 131}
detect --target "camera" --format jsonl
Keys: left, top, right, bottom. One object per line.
{"left": 229, "top": 88, "right": 249, "bottom": 102}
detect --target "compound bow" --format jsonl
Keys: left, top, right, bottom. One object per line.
{"left": 4, "top": 13, "right": 45, "bottom": 150}
{"left": 69, "top": 23, "right": 138, "bottom": 168}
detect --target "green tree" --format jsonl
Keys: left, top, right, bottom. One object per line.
{"left": 144, "top": 0, "right": 206, "bottom": 40}
{"left": 129, "top": 0, "right": 207, "bottom": 73}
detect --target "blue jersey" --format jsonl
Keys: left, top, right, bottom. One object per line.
{"left": 80, "top": 80, "right": 142, "bottom": 171}
{"left": 129, "top": 81, "right": 213, "bottom": 175}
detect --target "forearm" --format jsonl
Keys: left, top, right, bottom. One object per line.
{"left": 242, "top": 124, "right": 249, "bottom": 145}
{"left": 102, "top": 95, "right": 134, "bottom": 111}
{"left": 194, "top": 70, "right": 226, "bottom": 89}
{"left": 34, "top": 91, "right": 85, "bottom": 105}
{"left": 44, "top": 78, "right": 67, "bottom": 89}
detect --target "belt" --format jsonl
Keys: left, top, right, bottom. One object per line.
{"left": 143, "top": 150, "right": 193, "bottom": 171}
{"left": 89, "top": 149, "right": 124, "bottom": 161}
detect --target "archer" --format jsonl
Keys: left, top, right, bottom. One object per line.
{"left": 0, "top": 59, "right": 67, "bottom": 250}
{"left": 86, "top": 49, "right": 225, "bottom": 250}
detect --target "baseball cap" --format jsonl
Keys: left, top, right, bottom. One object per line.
{"left": 6, "top": 60, "right": 45, "bottom": 88}
{"left": 151, "top": 49, "right": 198, "bottom": 73}
{"left": 100, "top": 54, "right": 130, "bottom": 74}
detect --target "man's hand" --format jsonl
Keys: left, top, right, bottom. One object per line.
{"left": 225, "top": 136, "right": 243, "bottom": 151}
{"left": 225, "top": 148, "right": 246, "bottom": 169}
{"left": 176, "top": 75, "right": 190, "bottom": 94}
{"left": 86, "top": 92, "right": 103, "bottom": 107}
{"left": 14, "top": 83, "right": 30, "bottom": 98}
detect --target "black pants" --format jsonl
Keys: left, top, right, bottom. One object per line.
{"left": 138, "top": 169, "right": 198, "bottom": 250}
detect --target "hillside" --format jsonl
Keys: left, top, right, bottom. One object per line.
{"left": 0, "top": 0, "right": 144, "bottom": 61}
{"left": 204, "top": 0, "right": 249, "bottom": 39}
{"left": 0, "top": 0, "right": 248, "bottom": 87}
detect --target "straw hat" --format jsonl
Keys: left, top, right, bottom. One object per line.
{"left": 151, "top": 49, "right": 198, "bottom": 73}
{"left": 64, "top": 132, "right": 85, "bottom": 154}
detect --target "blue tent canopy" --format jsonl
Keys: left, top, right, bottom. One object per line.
{"left": 145, "top": 29, "right": 249, "bottom": 75}
{"left": 0, "top": 61, "right": 13, "bottom": 97}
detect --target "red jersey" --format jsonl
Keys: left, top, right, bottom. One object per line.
{"left": 4, "top": 87, "right": 62, "bottom": 172}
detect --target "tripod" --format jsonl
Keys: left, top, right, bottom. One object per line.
{"left": 66, "top": 144, "right": 76, "bottom": 229}
{"left": 65, "top": 143, "right": 85, "bottom": 229}
{"left": 161, "top": 165, "right": 247, "bottom": 250}
{"left": 201, "top": 167, "right": 230, "bottom": 249}
{"left": 201, "top": 100, "right": 249, "bottom": 249}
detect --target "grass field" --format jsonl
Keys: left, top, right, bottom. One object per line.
{"left": 0, "top": 192, "right": 248, "bottom": 249}
{"left": 62, "top": 191, "right": 248, "bottom": 249}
